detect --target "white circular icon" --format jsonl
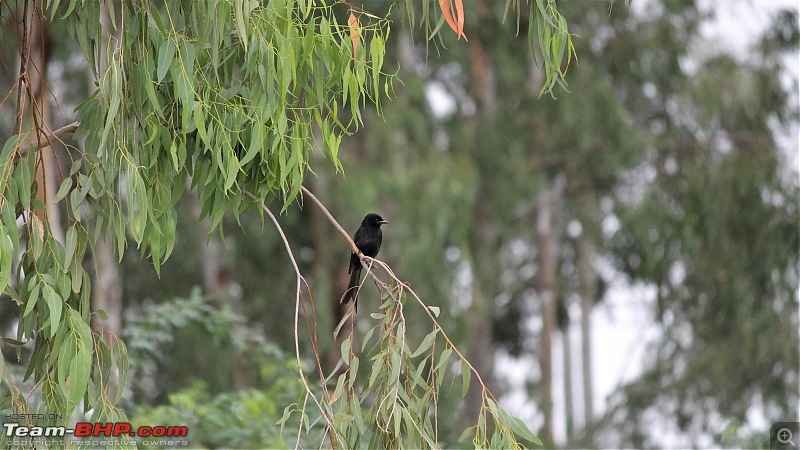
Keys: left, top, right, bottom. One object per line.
{"left": 777, "top": 428, "right": 795, "bottom": 446}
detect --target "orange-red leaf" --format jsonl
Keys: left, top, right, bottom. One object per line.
{"left": 454, "top": 0, "right": 466, "bottom": 40}
{"left": 438, "top": 0, "right": 467, "bottom": 41}
{"left": 349, "top": 12, "right": 359, "bottom": 59}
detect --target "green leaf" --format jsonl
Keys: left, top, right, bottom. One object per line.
{"left": 361, "top": 327, "right": 375, "bottom": 352}
{"left": 64, "top": 225, "right": 78, "bottom": 268}
{"left": 194, "top": 106, "right": 210, "bottom": 147}
{"left": 350, "top": 387, "right": 365, "bottom": 434}
{"left": 0, "top": 134, "right": 21, "bottom": 172}
{"left": 393, "top": 403, "right": 402, "bottom": 436}
{"left": 411, "top": 329, "right": 438, "bottom": 358}
{"left": 333, "top": 311, "right": 352, "bottom": 338}
{"left": 341, "top": 337, "right": 351, "bottom": 364}
{"left": 370, "top": 34, "right": 384, "bottom": 98}
{"left": 156, "top": 39, "right": 176, "bottom": 82}
{"left": 224, "top": 154, "right": 239, "bottom": 192}
{"left": 71, "top": 262, "right": 83, "bottom": 293}
{"left": 410, "top": 356, "right": 430, "bottom": 390}
{"left": 349, "top": 356, "right": 361, "bottom": 394}
{"left": 368, "top": 356, "right": 383, "bottom": 389}
{"left": 276, "top": 404, "right": 294, "bottom": 427}
{"left": 53, "top": 177, "right": 73, "bottom": 203}
{"left": 16, "top": 156, "right": 31, "bottom": 211}
{"left": 66, "top": 309, "right": 92, "bottom": 408}
{"left": 24, "top": 334, "right": 45, "bottom": 381}
{"left": 24, "top": 280, "right": 41, "bottom": 317}
{"left": 0, "top": 234, "right": 11, "bottom": 295}
{"left": 428, "top": 306, "right": 440, "bottom": 317}
{"left": 458, "top": 425, "right": 476, "bottom": 444}
{"left": 179, "top": 39, "right": 196, "bottom": 74}
{"left": 461, "top": 360, "right": 471, "bottom": 398}
{"left": 112, "top": 336, "right": 128, "bottom": 402}
{"left": 1, "top": 202, "right": 19, "bottom": 249}
{"left": 69, "top": 188, "right": 82, "bottom": 221}
{"left": 69, "top": 158, "right": 82, "bottom": 176}
{"left": 233, "top": 0, "right": 249, "bottom": 51}
{"left": 94, "top": 337, "right": 112, "bottom": 396}
{"left": 500, "top": 407, "right": 542, "bottom": 446}
{"left": 389, "top": 350, "right": 401, "bottom": 383}
{"left": 145, "top": 77, "right": 164, "bottom": 118}
{"left": 169, "top": 140, "right": 179, "bottom": 171}
{"left": 241, "top": 124, "right": 262, "bottom": 165}
{"left": 439, "top": 346, "right": 453, "bottom": 367}
{"left": 61, "top": 0, "right": 78, "bottom": 19}
{"left": 99, "top": 60, "right": 122, "bottom": 151}
{"left": 42, "top": 283, "right": 63, "bottom": 338}
{"left": 0, "top": 395, "right": 12, "bottom": 411}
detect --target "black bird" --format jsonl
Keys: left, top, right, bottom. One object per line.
{"left": 344, "top": 213, "right": 388, "bottom": 312}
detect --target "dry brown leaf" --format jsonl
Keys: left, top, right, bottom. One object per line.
{"left": 349, "top": 12, "right": 359, "bottom": 59}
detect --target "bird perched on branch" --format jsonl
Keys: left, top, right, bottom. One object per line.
{"left": 344, "top": 213, "right": 388, "bottom": 312}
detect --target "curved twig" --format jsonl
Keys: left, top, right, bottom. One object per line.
{"left": 242, "top": 190, "right": 341, "bottom": 450}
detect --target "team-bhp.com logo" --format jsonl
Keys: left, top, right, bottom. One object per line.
{"left": 4, "top": 422, "right": 189, "bottom": 446}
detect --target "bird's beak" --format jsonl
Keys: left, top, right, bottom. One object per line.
{"left": 380, "top": 220, "right": 389, "bottom": 225}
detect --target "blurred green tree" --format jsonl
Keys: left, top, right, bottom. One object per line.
{"left": 599, "top": 6, "right": 799, "bottom": 447}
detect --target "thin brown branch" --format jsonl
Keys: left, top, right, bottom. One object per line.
{"left": 242, "top": 190, "right": 341, "bottom": 450}
{"left": 15, "top": 0, "right": 32, "bottom": 135}
{"left": 300, "top": 185, "right": 358, "bottom": 254}
{"left": 12, "top": 121, "right": 80, "bottom": 162}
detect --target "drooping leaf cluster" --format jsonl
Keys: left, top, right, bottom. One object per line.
{"left": 2, "top": 0, "right": 391, "bottom": 432}
{"left": 69, "top": 0, "right": 392, "bottom": 274}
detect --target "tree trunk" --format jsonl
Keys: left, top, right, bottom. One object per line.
{"left": 562, "top": 322, "right": 574, "bottom": 442}
{"left": 577, "top": 204, "right": 596, "bottom": 440}
{"left": 536, "top": 186, "right": 557, "bottom": 445}
{"left": 17, "top": 2, "right": 63, "bottom": 242}
{"left": 94, "top": 233, "right": 122, "bottom": 338}
{"left": 89, "top": 7, "right": 123, "bottom": 405}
